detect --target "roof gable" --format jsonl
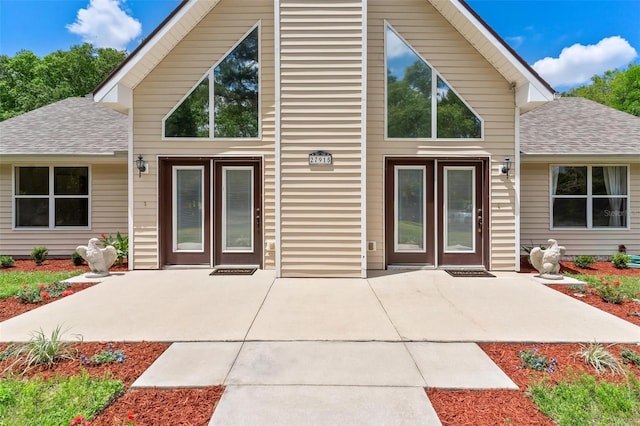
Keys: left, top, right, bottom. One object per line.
{"left": 94, "top": 0, "right": 554, "bottom": 112}
{"left": 0, "top": 97, "right": 128, "bottom": 156}
{"left": 520, "top": 97, "right": 640, "bottom": 156}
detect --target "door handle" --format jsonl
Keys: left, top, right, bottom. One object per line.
{"left": 255, "top": 208, "right": 261, "bottom": 228}
{"left": 477, "top": 209, "right": 483, "bottom": 233}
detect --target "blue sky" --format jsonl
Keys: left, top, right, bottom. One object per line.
{"left": 0, "top": 0, "right": 638, "bottom": 91}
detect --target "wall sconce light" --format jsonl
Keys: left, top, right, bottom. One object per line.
{"left": 500, "top": 157, "right": 512, "bottom": 177}
{"left": 136, "top": 154, "right": 147, "bottom": 177}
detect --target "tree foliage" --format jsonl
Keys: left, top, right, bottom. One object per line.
{"left": 563, "top": 63, "right": 640, "bottom": 116}
{"left": 0, "top": 44, "right": 126, "bottom": 121}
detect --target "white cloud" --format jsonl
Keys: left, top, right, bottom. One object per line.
{"left": 506, "top": 36, "right": 524, "bottom": 49}
{"left": 532, "top": 36, "right": 637, "bottom": 88}
{"left": 67, "top": 0, "right": 142, "bottom": 50}
{"left": 386, "top": 29, "right": 413, "bottom": 59}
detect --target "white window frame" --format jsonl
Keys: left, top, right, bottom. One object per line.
{"left": 383, "top": 22, "right": 484, "bottom": 141}
{"left": 162, "top": 22, "right": 262, "bottom": 141}
{"left": 12, "top": 165, "right": 91, "bottom": 230}
{"left": 549, "top": 164, "right": 630, "bottom": 230}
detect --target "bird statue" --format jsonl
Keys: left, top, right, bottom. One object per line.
{"left": 529, "top": 239, "right": 566, "bottom": 278}
{"left": 76, "top": 238, "right": 117, "bottom": 277}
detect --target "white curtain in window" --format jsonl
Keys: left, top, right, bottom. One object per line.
{"left": 551, "top": 167, "right": 559, "bottom": 195}
{"left": 603, "top": 166, "right": 624, "bottom": 226}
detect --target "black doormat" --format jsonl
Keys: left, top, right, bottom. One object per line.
{"left": 210, "top": 268, "right": 257, "bottom": 276}
{"left": 445, "top": 269, "right": 495, "bottom": 278}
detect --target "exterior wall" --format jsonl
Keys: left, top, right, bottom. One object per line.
{"left": 521, "top": 161, "right": 640, "bottom": 257}
{"left": 366, "top": 0, "right": 517, "bottom": 270}
{"left": 132, "top": 0, "right": 275, "bottom": 269}
{"left": 0, "top": 160, "right": 128, "bottom": 257}
{"left": 278, "top": 0, "right": 364, "bottom": 277}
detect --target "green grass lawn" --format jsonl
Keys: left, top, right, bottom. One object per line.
{"left": 0, "top": 372, "right": 123, "bottom": 425}
{"left": 566, "top": 273, "right": 640, "bottom": 299}
{"left": 0, "top": 271, "right": 83, "bottom": 300}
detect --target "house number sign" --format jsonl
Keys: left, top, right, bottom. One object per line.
{"left": 308, "top": 150, "right": 332, "bottom": 165}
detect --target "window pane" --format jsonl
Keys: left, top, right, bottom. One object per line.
{"left": 54, "top": 167, "right": 88, "bottom": 195}
{"left": 386, "top": 27, "right": 432, "bottom": 138}
{"left": 436, "top": 77, "right": 481, "bottom": 138}
{"left": 16, "top": 167, "right": 48, "bottom": 195}
{"left": 396, "top": 168, "right": 424, "bottom": 251}
{"left": 175, "top": 169, "right": 203, "bottom": 251}
{"left": 214, "top": 28, "right": 259, "bottom": 138}
{"left": 553, "top": 198, "right": 586, "bottom": 227}
{"left": 592, "top": 166, "right": 627, "bottom": 196}
{"left": 55, "top": 198, "right": 88, "bottom": 226}
{"left": 165, "top": 77, "right": 210, "bottom": 138}
{"left": 16, "top": 198, "right": 49, "bottom": 227}
{"left": 445, "top": 168, "right": 474, "bottom": 251}
{"left": 554, "top": 166, "right": 586, "bottom": 195}
{"left": 224, "top": 168, "right": 253, "bottom": 251}
{"left": 593, "top": 198, "right": 627, "bottom": 227}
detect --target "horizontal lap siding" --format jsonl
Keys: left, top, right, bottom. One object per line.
{"left": 133, "top": 0, "right": 275, "bottom": 269}
{"left": 521, "top": 162, "right": 640, "bottom": 257}
{"left": 279, "top": 1, "right": 363, "bottom": 277}
{"left": 367, "top": 0, "right": 517, "bottom": 270}
{"left": 0, "top": 162, "right": 128, "bottom": 257}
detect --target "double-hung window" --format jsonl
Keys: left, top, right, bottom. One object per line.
{"left": 14, "top": 166, "right": 90, "bottom": 228}
{"left": 551, "top": 165, "right": 628, "bottom": 229}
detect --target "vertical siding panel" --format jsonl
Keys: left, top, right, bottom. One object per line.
{"left": 366, "top": 0, "right": 517, "bottom": 271}
{"left": 279, "top": 1, "right": 364, "bottom": 277}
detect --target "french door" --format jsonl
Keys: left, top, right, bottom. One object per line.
{"left": 385, "top": 158, "right": 488, "bottom": 268}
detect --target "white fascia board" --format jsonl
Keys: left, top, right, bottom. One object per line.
{"left": 515, "top": 82, "right": 553, "bottom": 111}
{"left": 99, "top": 83, "right": 133, "bottom": 112}
{"left": 446, "top": 0, "right": 555, "bottom": 103}
{"left": 94, "top": 0, "right": 213, "bottom": 106}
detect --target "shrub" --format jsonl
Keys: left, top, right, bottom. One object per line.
{"left": 2, "top": 326, "right": 79, "bottom": 375}
{"left": 573, "top": 342, "right": 624, "bottom": 375}
{"left": 99, "top": 232, "right": 128, "bottom": 266}
{"left": 590, "top": 277, "right": 626, "bottom": 304}
{"left": 80, "top": 343, "right": 126, "bottom": 365}
{"left": 0, "top": 255, "right": 15, "bottom": 268}
{"left": 15, "top": 281, "right": 72, "bottom": 304}
{"left": 612, "top": 253, "right": 631, "bottom": 269}
{"left": 518, "top": 347, "right": 558, "bottom": 372}
{"left": 573, "top": 255, "right": 595, "bottom": 269}
{"left": 621, "top": 348, "right": 640, "bottom": 366}
{"left": 30, "top": 246, "right": 48, "bottom": 265}
{"left": 71, "top": 251, "right": 84, "bottom": 266}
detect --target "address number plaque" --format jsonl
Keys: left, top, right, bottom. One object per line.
{"left": 308, "top": 150, "right": 332, "bottom": 165}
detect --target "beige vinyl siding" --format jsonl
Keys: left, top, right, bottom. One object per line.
{"left": 0, "top": 161, "right": 128, "bottom": 257}
{"left": 366, "top": 0, "right": 517, "bottom": 271}
{"left": 521, "top": 161, "right": 640, "bottom": 257}
{"left": 132, "top": 0, "right": 275, "bottom": 269}
{"left": 279, "top": 1, "right": 364, "bottom": 277}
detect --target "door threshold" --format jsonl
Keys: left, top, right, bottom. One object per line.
{"left": 387, "top": 264, "right": 436, "bottom": 270}
{"left": 163, "top": 265, "right": 211, "bottom": 270}
{"left": 439, "top": 265, "right": 488, "bottom": 271}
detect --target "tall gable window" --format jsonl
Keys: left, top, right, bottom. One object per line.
{"left": 14, "top": 166, "right": 90, "bottom": 228}
{"left": 385, "top": 24, "right": 482, "bottom": 139}
{"left": 164, "top": 25, "right": 259, "bottom": 139}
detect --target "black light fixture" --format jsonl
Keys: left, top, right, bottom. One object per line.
{"left": 136, "top": 154, "right": 146, "bottom": 177}
{"left": 501, "top": 157, "right": 512, "bottom": 177}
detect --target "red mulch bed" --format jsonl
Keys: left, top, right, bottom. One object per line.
{"left": 3, "top": 259, "right": 640, "bottom": 424}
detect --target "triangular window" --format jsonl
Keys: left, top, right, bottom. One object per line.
{"left": 385, "top": 24, "right": 482, "bottom": 139}
{"left": 164, "top": 25, "right": 259, "bottom": 139}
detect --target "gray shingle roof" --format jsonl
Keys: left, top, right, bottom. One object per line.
{"left": 520, "top": 97, "right": 640, "bottom": 155}
{"left": 0, "top": 96, "right": 127, "bottom": 155}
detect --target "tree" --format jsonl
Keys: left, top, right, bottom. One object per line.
{"left": 0, "top": 44, "right": 126, "bottom": 121}
{"left": 563, "top": 64, "right": 640, "bottom": 117}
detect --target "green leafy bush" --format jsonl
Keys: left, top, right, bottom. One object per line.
{"left": 80, "top": 343, "right": 126, "bottom": 365}
{"left": 0, "top": 255, "right": 15, "bottom": 268}
{"left": 573, "top": 255, "right": 595, "bottom": 269}
{"left": 518, "top": 347, "right": 558, "bottom": 372}
{"left": 621, "top": 348, "right": 640, "bottom": 366}
{"left": 30, "top": 246, "right": 48, "bottom": 265}
{"left": 611, "top": 252, "right": 631, "bottom": 269}
{"left": 15, "top": 281, "right": 73, "bottom": 304}
{"left": 99, "top": 232, "right": 128, "bottom": 266}
{"left": 590, "top": 277, "right": 626, "bottom": 304}
{"left": 71, "top": 251, "right": 84, "bottom": 266}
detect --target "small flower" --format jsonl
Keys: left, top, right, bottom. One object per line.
{"left": 62, "top": 289, "right": 74, "bottom": 297}
{"left": 40, "top": 292, "right": 49, "bottom": 299}
{"left": 613, "top": 280, "right": 621, "bottom": 286}
{"left": 22, "top": 284, "right": 28, "bottom": 289}
{"left": 38, "top": 284, "right": 46, "bottom": 289}
{"left": 127, "top": 411, "right": 136, "bottom": 422}
{"left": 603, "top": 281, "right": 609, "bottom": 286}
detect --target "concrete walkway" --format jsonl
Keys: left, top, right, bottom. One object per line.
{"left": 1, "top": 269, "right": 639, "bottom": 424}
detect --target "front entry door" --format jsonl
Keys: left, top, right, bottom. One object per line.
{"left": 214, "top": 160, "right": 262, "bottom": 267}
{"left": 161, "top": 159, "right": 211, "bottom": 265}
{"left": 437, "top": 161, "right": 487, "bottom": 266}
{"left": 385, "top": 159, "right": 435, "bottom": 265}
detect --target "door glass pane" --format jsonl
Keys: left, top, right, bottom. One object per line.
{"left": 223, "top": 167, "right": 253, "bottom": 251}
{"left": 445, "top": 168, "right": 474, "bottom": 252}
{"left": 395, "top": 167, "right": 425, "bottom": 252}
{"left": 174, "top": 168, "right": 204, "bottom": 251}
